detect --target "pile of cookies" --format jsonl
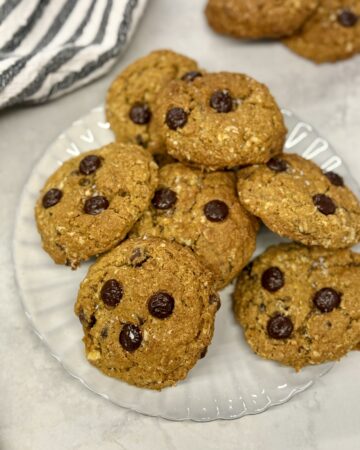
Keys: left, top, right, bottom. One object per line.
{"left": 35, "top": 49, "right": 360, "bottom": 390}
{"left": 205, "top": 0, "right": 360, "bottom": 63}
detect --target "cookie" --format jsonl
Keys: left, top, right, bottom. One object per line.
{"left": 284, "top": 1, "right": 360, "bottom": 63}
{"left": 131, "top": 163, "right": 258, "bottom": 289}
{"left": 205, "top": 0, "right": 319, "bottom": 39}
{"left": 106, "top": 50, "right": 200, "bottom": 153}
{"left": 35, "top": 143, "right": 158, "bottom": 268}
{"left": 237, "top": 153, "right": 360, "bottom": 248}
{"left": 234, "top": 243, "right": 360, "bottom": 370}
{"left": 153, "top": 72, "right": 286, "bottom": 170}
{"left": 75, "top": 237, "right": 219, "bottom": 390}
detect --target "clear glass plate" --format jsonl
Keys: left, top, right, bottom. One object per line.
{"left": 13, "top": 106, "right": 359, "bottom": 422}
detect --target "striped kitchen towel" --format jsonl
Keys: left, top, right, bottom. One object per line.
{"left": 0, "top": 0, "right": 147, "bottom": 109}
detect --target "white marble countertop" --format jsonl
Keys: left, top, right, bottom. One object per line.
{"left": 1, "top": 1, "right": 360, "bottom": 449}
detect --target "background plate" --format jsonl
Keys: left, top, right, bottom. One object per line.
{"left": 13, "top": 106, "right": 359, "bottom": 421}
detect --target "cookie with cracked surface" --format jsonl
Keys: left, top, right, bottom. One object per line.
{"left": 284, "top": 0, "right": 360, "bottom": 63}
{"left": 234, "top": 243, "right": 360, "bottom": 370}
{"left": 131, "top": 163, "right": 258, "bottom": 289}
{"left": 237, "top": 153, "right": 360, "bottom": 248}
{"left": 35, "top": 143, "right": 158, "bottom": 268}
{"left": 106, "top": 50, "right": 200, "bottom": 154}
{"left": 75, "top": 237, "right": 219, "bottom": 390}
{"left": 205, "top": 0, "right": 319, "bottom": 39}
{"left": 153, "top": 72, "right": 286, "bottom": 170}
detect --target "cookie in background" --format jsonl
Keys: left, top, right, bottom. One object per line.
{"left": 205, "top": 0, "right": 319, "bottom": 39}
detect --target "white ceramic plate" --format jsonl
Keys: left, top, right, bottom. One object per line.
{"left": 13, "top": 107, "right": 359, "bottom": 421}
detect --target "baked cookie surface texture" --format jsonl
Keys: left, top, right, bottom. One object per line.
{"left": 234, "top": 243, "right": 360, "bottom": 370}
{"left": 35, "top": 143, "right": 158, "bottom": 267}
{"left": 237, "top": 153, "right": 360, "bottom": 248}
{"left": 205, "top": 0, "right": 320, "bottom": 39}
{"left": 132, "top": 163, "right": 258, "bottom": 289}
{"left": 75, "top": 237, "right": 219, "bottom": 390}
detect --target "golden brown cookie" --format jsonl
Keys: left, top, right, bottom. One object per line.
{"left": 153, "top": 72, "right": 286, "bottom": 170}
{"left": 234, "top": 243, "right": 360, "bottom": 370}
{"left": 131, "top": 163, "right": 258, "bottom": 289}
{"left": 284, "top": 1, "right": 360, "bottom": 63}
{"left": 35, "top": 143, "right": 158, "bottom": 268}
{"left": 205, "top": 0, "right": 319, "bottom": 39}
{"left": 75, "top": 237, "right": 219, "bottom": 390}
{"left": 106, "top": 49, "right": 200, "bottom": 153}
{"left": 237, "top": 153, "right": 360, "bottom": 248}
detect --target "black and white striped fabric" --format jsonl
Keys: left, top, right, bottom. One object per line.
{"left": 0, "top": 0, "right": 147, "bottom": 109}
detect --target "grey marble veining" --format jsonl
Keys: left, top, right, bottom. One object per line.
{"left": 1, "top": 0, "right": 360, "bottom": 449}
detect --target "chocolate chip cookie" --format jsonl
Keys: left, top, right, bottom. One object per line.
{"left": 153, "top": 72, "right": 286, "bottom": 170}
{"left": 75, "top": 237, "right": 219, "bottom": 390}
{"left": 131, "top": 163, "right": 258, "bottom": 289}
{"left": 234, "top": 243, "right": 360, "bottom": 370}
{"left": 35, "top": 143, "right": 158, "bottom": 268}
{"left": 205, "top": 0, "right": 319, "bottom": 39}
{"left": 106, "top": 50, "right": 200, "bottom": 153}
{"left": 237, "top": 153, "right": 360, "bottom": 248}
{"left": 284, "top": 1, "right": 360, "bottom": 63}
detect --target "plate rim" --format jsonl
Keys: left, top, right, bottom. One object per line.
{"left": 14, "top": 104, "right": 359, "bottom": 422}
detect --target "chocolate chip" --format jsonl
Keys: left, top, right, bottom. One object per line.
{"left": 267, "top": 314, "right": 293, "bottom": 339}
{"left": 101, "top": 279, "right": 123, "bottom": 307}
{"left": 151, "top": 188, "right": 177, "bottom": 210}
{"left": 129, "top": 102, "right": 152, "bottom": 125}
{"left": 181, "top": 71, "right": 202, "bottom": 82}
{"left": 337, "top": 9, "right": 358, "bottom": 27}
{"left": 313, "top": 288, "right": 342, "bottom": 313}
{"left": 42, "top": 188, "right": 63, "bottom": 208}
{"left": 79, "top": 155, "right": 102, "bottom": 175}
{"left": 312, "top": 194, "right": 336, "bottom": 215}
{"left": 261, "top": 267, "right": 284, "bottom": 292}
{"left": 148, "top": 292, "right": 175, "bottom": 319}
{"left": 200, "top": 347, "right": 208, "bottom": 359}
{"left": 119, "top": 323, "right": 142, "bottom": 352}
{"left": 209, "top": 293, "right": 221, "bottom": 311}
{"left": 204, "top": 200, "right": 229, "bottom": 222}
{"left": 165, "top": 107, "right": 188, "bottom": 130}
{"left": 101, "top": 327, "right": 108, "bottom": 338}
{"left": 266, "top": 157, "right": 288, "bottom": 172}
{"left": 84, "top": 195, "right": 109, "bottom": 215}
{"left": 324, "top": 171, "right": 344, "bottom": 187}
{"left": 210, "top": 90, "right": 233, "bottom": 113}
